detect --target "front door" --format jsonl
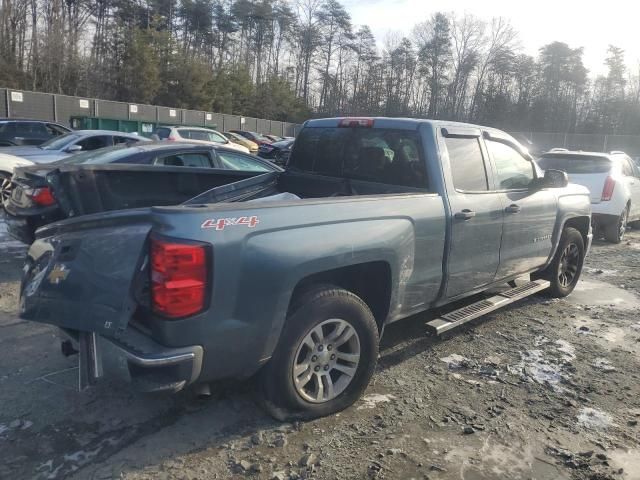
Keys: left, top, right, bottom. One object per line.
{"left": 485, "top": 138, "right": 558, "bottom": 279}
{"left": 443, "top": 132, "right": 504, "bottom": 298}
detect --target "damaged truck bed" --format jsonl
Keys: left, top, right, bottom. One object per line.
{"left": 18, "top": 117, "right": 593, "bottom": 419}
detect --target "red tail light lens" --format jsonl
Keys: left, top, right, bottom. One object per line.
{"left": 25, "top": 187, "right": 56, "bottom": 206}
{"left": 167, "top": 135, "right": 177, "bottom": 141}
{"left": 150, "top": 237, "right": 209, "bottom": 319}
{"left": 601, "top": 176, "right": 616, "bottom": 201}
{"left": 339, "top": 117, "right": 375, "bottom": 128}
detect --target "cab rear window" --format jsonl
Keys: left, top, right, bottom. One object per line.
{"left": 537, "top": 154, "right": 612, "bottom": 174}
{"left": 289, "top": 127, "right": 428, "bottom": 189}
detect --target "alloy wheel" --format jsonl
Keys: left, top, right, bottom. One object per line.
{"left": 558, "top": 243, "right": 580, "bottom": 288}
{"left": 0, "top": 176, "right": 12, "bottom": 207}
{"left": 292, "top": 318, "right": 361, "bottom": 404}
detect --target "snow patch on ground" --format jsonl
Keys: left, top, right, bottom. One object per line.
{"left": 440, "top": 354, "right": 469, "bottom": 369}
{"left": 577, "top": 407, "right": 613, "bottom": 430}
{"left": 358, "top": 394, "right": 396, "bottom": 410}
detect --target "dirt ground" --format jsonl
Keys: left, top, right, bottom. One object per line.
{"left": 1, "top": 214, "right": 639, "bottom": 480}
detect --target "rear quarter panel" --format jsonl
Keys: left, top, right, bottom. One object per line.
{"left": 148, "top": 193, "right": 446, "bottom": 379}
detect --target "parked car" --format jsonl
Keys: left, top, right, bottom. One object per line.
{"left": 0, "top": 118, "right": 71, "bottom": 147}
{"left": 229, "top": 129, "right": 273, "bottom": 146}
{"left": 18, "top": 117, "right": 591, "bottom": 419}
{"left": 537, "top": 150, "right": 640, "bottom": 243}
{"left": 222, "top": 131, "right": 259, "bottom": 154}
{"left": 0, "top": 130, "right": 147, "bottom": 163}
{"left": 153, "top": 126, "right": 250, "bottom": 154}
{"left": 5, "top": 142, "right": 280, "bottom": 243}
{"left": 263, "top": 134, "right": 284, "bottom": 143}
{"left": 258, "top": 138, "right": 294, "bottom": 165}
{"left": 0, "top": 153, "right": 35, "bottom": 208}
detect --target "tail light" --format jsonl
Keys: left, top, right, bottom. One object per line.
{"left": 150, "top": 236, "right": 210, "bottom": 319}
{"left": 167, "top": 135, "right": 177, "bottom": 141}
{"left": 25, "top": 187, "right": 56, "bottom": 206}
{"left": 601, "top": 176, "right": 616, "bottom": 201}
{"left": 339, "top": 117, "right": 375, "bottom": 128}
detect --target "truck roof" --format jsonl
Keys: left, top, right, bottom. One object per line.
{"left": 303, "top": 117, "right": 511, "bottom": 136}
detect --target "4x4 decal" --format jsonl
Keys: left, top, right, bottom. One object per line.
{"left": 201, "top": 216, "right": 260, "bottom": 231}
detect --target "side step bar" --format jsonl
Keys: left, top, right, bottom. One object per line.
{"left": 426, "top": 280, "right": 550, "bottom": 335}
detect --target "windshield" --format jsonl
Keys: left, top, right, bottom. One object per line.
{"left": 40, "top": 132, "right": 82, "bottom": 150}
{"left": 52, "top": 145, "right": 142, "bottom": 165}
{"left": 537, "top": 154, "right": 612, "bottom": 174}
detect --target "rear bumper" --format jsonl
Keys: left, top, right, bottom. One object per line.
{"left": 4, "top": 214, "right": 34, "bottom": 244}
{"left": 591, "top": 212, "right": 619, "bottom": 229}
{"left": 62, "top": 328, "right": 203, "bottom": 393}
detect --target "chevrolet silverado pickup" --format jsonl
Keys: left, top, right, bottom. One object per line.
{"left": 19, "top": 118, "right": 592, "bottom": 419}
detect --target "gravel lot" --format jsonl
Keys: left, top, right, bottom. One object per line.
{"left": 1, "top": 214, "right": 639, "bottom": 480}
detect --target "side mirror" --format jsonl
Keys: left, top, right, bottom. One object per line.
{"left": 531, "top": 169, "right": 568, "bottom": 190}
{"left": 66, "top": 144, "right": 83, "bottom": 153}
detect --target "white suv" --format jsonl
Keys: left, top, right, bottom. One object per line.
{"left": 538, "top": 150, "right": 640, "bottom": 243}
{"left": 154, "top": 126, "right": 250, "bottom": 154}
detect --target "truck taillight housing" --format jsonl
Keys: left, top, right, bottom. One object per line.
{"left": 601, "top": 176, "right": 616, "bottom": 201}
{"left": 150, "top": 236, "right": 210, "bottom": 319}
{"left": 25, "top": 187, "right": 56, "bottom": 206}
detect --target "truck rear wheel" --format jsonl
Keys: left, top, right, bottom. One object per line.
{"left": 539, "top": 227, "right": 585, "bottom": 298}
{"left": 260, "top": 286, "right": 379, "bottom": 420}
{"left": 604, "top": 207, "right": 629, "bottom": 244}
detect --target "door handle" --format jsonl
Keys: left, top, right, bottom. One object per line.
{"left": 505, "top": 204, "right": 521, "bottom": 214}
{"left": 454, "top": 209, "right": 476, "bottom": 220}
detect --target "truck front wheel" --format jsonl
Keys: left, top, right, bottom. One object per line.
{"left": 539, "top": 227, "right": 585, "bottom": 298}
{"left": 260, "top": 286, "right": 379, "bottom": 420}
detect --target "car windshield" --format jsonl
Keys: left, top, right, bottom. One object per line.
{"left": 537, "top": 154, "right": 612, "bottom": 174}
{"left": 39, "top": 133, "right": 82, "bottom": 150}
{"left": 52, "top": 145, "right": 142, "bottom": 165}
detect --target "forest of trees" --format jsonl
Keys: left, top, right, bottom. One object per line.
{"left": 1, "top": 0, "right": 639, "bottom": 133}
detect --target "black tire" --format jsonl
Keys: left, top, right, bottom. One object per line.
{"left": 539, "top": 227, "right": 585, "bottom": 298}
{"left": 604, "top": 207, "right": 629, "bottom": 244}
{"left": 259, "top": 285, "right": 379, "bottom": 420}
{"left": 0, "top": 171, "right": 12, "bottom": 209}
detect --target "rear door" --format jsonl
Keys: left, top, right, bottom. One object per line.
{"left": 485, "top": 136, "right": 557, "bottom": 278}
{"left": 441, "top": 128, "right": 504, "bottom": 298}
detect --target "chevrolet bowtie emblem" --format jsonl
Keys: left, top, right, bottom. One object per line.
{"left": 48, "top": 264, "right": 70, "bottom": 284}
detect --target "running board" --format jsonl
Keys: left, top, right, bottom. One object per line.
{"left": 425, "top": 280, "right": 550, "bottom": 335}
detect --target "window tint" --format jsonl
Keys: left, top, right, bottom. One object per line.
{"left": 537, "top": 154, "right": 612, "bottom": 174}
{"left": 155, "top": 152, "right": 211, "bottom": 167}
{"left": 155, "top": 128, "right": 171, "bottom": 139}
{"left": 444, "top": 137, "right": 488, "bottom": 191}
{"left": 0, "top": 122, "right": 13, "bottom": 133}
{"left": 15, "top": 122, "right": 48, "bottom": 135}
{"left": 487, "top": 140, "right": 535, "bottom": 189}
{"left": 77, "top": 136, "right": 111, "bottom": 151}
{"left": 114, "top": 135, "right": 138, "bottom": 145}
{"left": 289, "top": 127, "right": 428, "bottom": 188}
{"left": 217, "top": 151, "right": 271, "bottom": 172}
{"left": 45, "top": 124, "right": 69, "bottom": 136}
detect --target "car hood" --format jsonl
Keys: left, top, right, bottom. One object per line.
{"left": 1, "top": 147, "right": 68, "bottom": 163}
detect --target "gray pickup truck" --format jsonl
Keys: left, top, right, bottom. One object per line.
{"left": 19, "top": 118, "right": 592, "bottom": 419}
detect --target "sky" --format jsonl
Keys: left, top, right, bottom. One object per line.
{"left": 342, "top": 0, "right": 639, "bottom": 76}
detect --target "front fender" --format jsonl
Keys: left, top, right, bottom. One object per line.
{"left": 545, "top": 185, "right": 591, "bottom": 266}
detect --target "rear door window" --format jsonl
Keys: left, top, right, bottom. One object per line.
{"left": 289, "top": 127, "right": 428, "bottom": 189}
{"left": 445, "top": 137, "right": 489, "bottom": 192}
{"left": 155, "top": 152, "right": 212, "bottom": 167}
{"left": 76, "top": 135, "right": 112, "bottom": 151}
{"left": 45, "top": 123, "right": 69, "bottom": 136}
{"left": 113, "top": 135, "right": 138, "bottom": 145}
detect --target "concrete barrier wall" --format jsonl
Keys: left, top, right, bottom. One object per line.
{"left": 1, "top": 88, "right": 302, "bottom": 136}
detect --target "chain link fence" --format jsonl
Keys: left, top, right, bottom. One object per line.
{"left": 512, "top": 131, "right": 640, "bottom": 159}
{"left": 1, "top": 88, "right": 302, "bottom": 137}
